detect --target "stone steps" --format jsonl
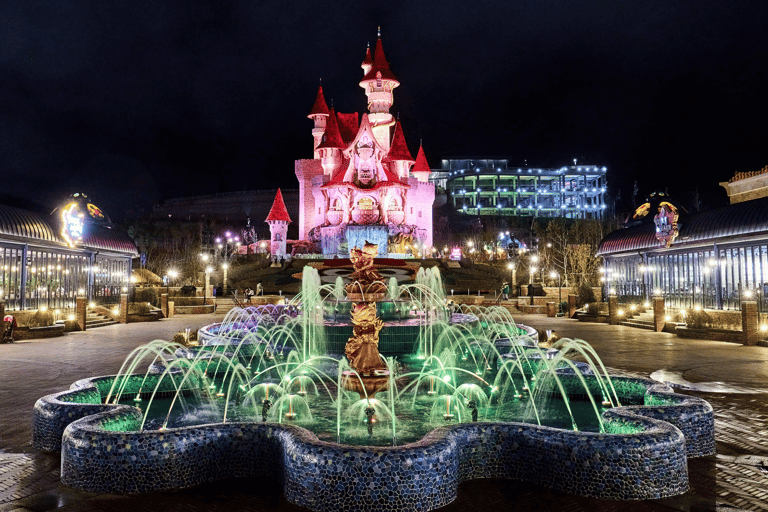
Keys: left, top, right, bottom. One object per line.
{"left": 619, "top": 319, "right": 655, "bottom": 330}
{"left": 85, "top": 311, "right": 119, "bottom": 329}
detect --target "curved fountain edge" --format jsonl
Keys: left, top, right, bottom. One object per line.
{"left": 34, "top": 373, "right": 713, "bottom": 509}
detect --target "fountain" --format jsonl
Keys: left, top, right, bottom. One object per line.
{"left": 32, "top": 253, "right": 715, "bottom": 511}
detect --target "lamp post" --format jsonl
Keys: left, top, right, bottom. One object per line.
{"left": 167, "top": 269, "right": 178, "bottom": 296}
{"left": 550, "top": 270, "right": 561, "bottom": 314}
{"left": 529, "top": 265, "right": 537, "bottom": 305}
{"left": 204, "top": 266, "right": 213, "bottom": 303}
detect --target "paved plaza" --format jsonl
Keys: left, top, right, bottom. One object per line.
{"left": 1, "top": 306, "right": 768, "bottom": 511}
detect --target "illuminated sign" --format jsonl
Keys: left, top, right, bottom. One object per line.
{"left": 61, "top": 202, "right": 85, "bottom": 247}
{"left": 87, "top": 203, "right": 105, "bottom": 219}
{"left": 450, "top": 246, "right": 462, "bottom": 260}
{"left": 654, "top": 204, "right": 679, "bottom": 247}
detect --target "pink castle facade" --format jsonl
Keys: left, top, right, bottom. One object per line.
{"left": 294, "top": 34, "right": 435, "bottom": 257}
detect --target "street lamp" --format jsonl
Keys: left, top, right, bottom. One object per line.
{"left": 204, "top": 266, "right": 213, "bottom": 303}
{"left": 167, "top": 269, "right": 178, "bottom": 296}
{"left": 550, "top": 270, "right": 561, "bottom": 314}
{"left": 221, "top": 263, "right": 229, "bottom": 296}
{"left": 529, "top": 266, "right": 537, "bottom": 305}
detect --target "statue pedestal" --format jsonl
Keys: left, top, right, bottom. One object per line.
{"left": 346, "top": 292, "right": 387, "bottom": 302}
{"left": 342, "top": 370, "right": 390, "bottom": 399}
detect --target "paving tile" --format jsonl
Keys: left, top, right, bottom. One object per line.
{"left": 1, "top": 309, "right": 768, "bottom": 510}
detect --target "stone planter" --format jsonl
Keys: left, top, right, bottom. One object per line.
{"left": 675, "top": 326, "right": 743, "bottom": 343}
{"left": 174, "top": 304, "right": 216, "bottom": 315}
{"left": 126, "top": 312, "right": 160, "bottom": 323}
{"left": 13, "top": 324, "right": 66, "bottom": 340}
{"left": 450, "top": 295, "right": 485, "bottom": 306}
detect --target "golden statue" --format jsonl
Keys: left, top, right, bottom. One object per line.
{"left": 345, "top": 241, "right": 387, "bottom": 300}
{"left": 345, "top": 302, "right": 387, "bottom": 376}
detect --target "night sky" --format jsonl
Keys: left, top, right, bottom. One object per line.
{"left": 2, "top": 1, "right": 767, "bottom": 221}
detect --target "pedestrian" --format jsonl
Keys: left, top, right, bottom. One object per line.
{"left": 2, "top": 314, "right": 16, "bottom": 343}
{"left": 502, "top": 282, "right": 510, "bottom": 301}
{"left": 256, "top": 282, "right": 263, "bottom": 296}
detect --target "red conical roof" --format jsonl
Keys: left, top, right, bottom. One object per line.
{"left": 362, "top": 37, "right": 398, "bottom": 82}
{"left": 308, "top": 85, "right": 329, "bottom": 117}
{"left": 412, "top": 144, "right": 431, "bottom": 175}
{"left": 336, "top": 112, "right": 360, "bottom": 144}
{"left": 388, "top": 121, "right": 413, "bottom": 161}
{"left": 317, "top": 108, "right": 345, "bottom": 150}
{"left": 265, "top": 189, "right": 292, "bottom": 223}
{"left": 362, "top": 45, "right": 373, "bottom": 68}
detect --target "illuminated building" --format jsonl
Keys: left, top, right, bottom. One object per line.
{"left": 0, "top": 193, "right": 137, "bottom": 311}
{"left": 598, "top": 172, "right": 768, "bottom": 309}
{"left": 440, "top": 159, "right": 607, "bottom": 219}
{"left": 294, "top": 32, "right": 435, "bottom": 256}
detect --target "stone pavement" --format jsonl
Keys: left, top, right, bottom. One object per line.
{"left": 1, "top": 309, "right": 767, "bottom": 511}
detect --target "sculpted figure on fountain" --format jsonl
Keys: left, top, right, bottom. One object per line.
{"left": 345, "top": 302, "right": 387, "bottom": 376}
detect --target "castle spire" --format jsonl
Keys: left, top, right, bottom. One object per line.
{"left": 411, "top": 143, "right": 431, "bottom": 183}
{"left": 266, "top": 188, "right": 292, "bottom": 223}
{"left": 265, "top": 189, "right": 291, "bottom": 261}
{"left": 388, "top": 121, "right": 415, "bottom": 179}
{"left": 362, "top": 42, "right": 373, "bottom": 75}
{"left": 359, "top": 32, "right": 399, "bottom": 150}
{"left": 308, "top": 83, "right": 330, "bottom": 158}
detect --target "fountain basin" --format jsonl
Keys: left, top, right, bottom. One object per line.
{"left": 34, "top": 370, "right": 713, "bottom": 510}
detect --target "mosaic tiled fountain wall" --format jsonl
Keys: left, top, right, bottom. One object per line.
{"left": 34, "top": 366, "right": 714, "bottom": 511}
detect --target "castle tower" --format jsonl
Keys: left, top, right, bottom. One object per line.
{"left": 265, "top": 188, "right": 292, "bottom": 260}
{"left": 308, "top": 84, "right": 330, "bottom": 158}
{"left": 359, "top": 31, "right": 398, "bottom": 151}
{"left": 411, "top": 143, "right": 431, "bottom": 183}
{"left": 361, "top": 43, "right": 373, "bottom": 76}
{"left": 316, "top": 107, "right": 345, "bottom": 177}
{"left": 388, "top": 120, "right": 415, "bottom": 179}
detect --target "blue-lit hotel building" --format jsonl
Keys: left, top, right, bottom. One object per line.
{"left": 436, "top": 159, "right": 608, "bottom": 218}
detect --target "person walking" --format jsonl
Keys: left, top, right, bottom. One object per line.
{"left": 502, "top": 282, "right": 510, "bottom": 301}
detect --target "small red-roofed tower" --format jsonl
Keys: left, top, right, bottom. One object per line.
{"left": 388, "top": 121, "right": 414, "bottom": 179}
{"left": 411, "top": 143, "right": 432, "bottom": 183}
{"left": 265, "top": 189, "right": 292, "bottom": 259}
{"left": 361, "top": 43, "right": 373, "bottom": 76}
{"left": 317, "top": 108, "right": 345, "bottom": 177}
{"left": 308, "top": 83, "right": 330, "bottom": 158}
{"left": 359, "top": 29, "right": 399, "bottom": 151}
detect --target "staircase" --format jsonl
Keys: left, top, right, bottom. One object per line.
{"left": 619, "top": 310, "right": 655, "bottom": 330}
{"left": 85, "top": 309, "right": 120, "bottom": 329}
{"left": 214, "top": 298, "right": 239, "bottom": 315}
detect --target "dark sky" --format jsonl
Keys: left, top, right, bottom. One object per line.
{"left": 2, "top": 0, "right": 767, "bottom": 221}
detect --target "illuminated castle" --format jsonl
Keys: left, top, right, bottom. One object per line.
{"left": 293, "top": 32, "right": 435, "bottom": 257}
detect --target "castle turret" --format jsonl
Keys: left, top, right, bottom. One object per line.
{"left": 265, "top": 188, "right": 292, "bottom": 260}
{"left": 361, "top": 43, "right": 373, "bottom": 76}
{"left": 387, "top": 121, "right": 414, "bottom": 179}
{"left": 316, "top": 108, "right": 345, "bottom": 177}
{"left": 359, "top": 31, "right": 398, "bottom": 151}
{"left": 308, "top": 84, "right": 330, "bottom": 158}
{"left": 411, "top": 144, "right": 431, "bottom": 183}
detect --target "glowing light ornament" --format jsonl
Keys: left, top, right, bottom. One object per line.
{"left": 61, "top": 202, "right": 85, "bottom": 247}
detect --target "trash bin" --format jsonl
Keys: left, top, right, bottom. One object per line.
{"left": 546, "top": 302, "right": 556, "bottom": 317}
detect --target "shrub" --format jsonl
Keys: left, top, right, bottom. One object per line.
{"left": 685, "top": 309, "right": 712, "bottom": 329}
{"left": 28, "top": 310, "right": 55, "bottom": 328}
{"left": 172, "top": 330, "right": 198, "bottom": 347}
{"left": 587, "top": 303, "right": 600, "bottom": 316}
{"left": 128, "top": 302, "right": 151, "bottom": 315}
{"left": 134, "top": 288, "right": 159, "bottom": 307}
{"left": 179, "top": 285, "right": 197, "bottom": 297}
{"left": 576, "top": 281, "right": 596, "bottom": 307}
